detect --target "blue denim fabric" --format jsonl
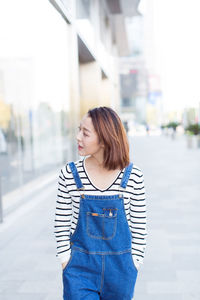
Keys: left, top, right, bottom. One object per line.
{"left": 62, "top": 162, "right": 138, "bottom": 300}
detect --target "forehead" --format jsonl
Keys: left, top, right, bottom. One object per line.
{"left": 80, "top": 115, "right": 94, "bottom": 131}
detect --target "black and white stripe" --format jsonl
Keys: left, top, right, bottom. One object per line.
{"left": 54, "top": 158, "right": 147, "bottom": 268}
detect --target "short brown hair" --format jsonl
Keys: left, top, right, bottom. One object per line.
{"left": 87, "top": 106, "right": 130, "bottom": 170}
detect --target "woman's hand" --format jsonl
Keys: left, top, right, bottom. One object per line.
{"left": 62, "top": 261, "right": 67, "bottom": 270}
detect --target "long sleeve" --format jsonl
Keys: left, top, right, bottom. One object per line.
{"left": 130, "top": 168, "right": 147, "bottom": 269}
{"left": 54, "top": 167, "right": 73, "bottom": 264}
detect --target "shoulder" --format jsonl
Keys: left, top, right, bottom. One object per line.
{"left": 59, "top": 157, "right": 83, "bottom": 179}
{"left": 131, "top": 163, "right": 144, "bottom": 176}
{"left": 129, "top": 163, "right": 145, "bottom": 184}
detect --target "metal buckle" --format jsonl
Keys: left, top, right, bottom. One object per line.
{"left": 77, "top": 186, "right": 85, "bottom": 191}
{"left": 77, "top": 186, "right": 85, "bottom": 198}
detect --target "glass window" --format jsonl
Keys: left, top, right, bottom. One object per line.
{"left": 0, "top": 0, "right": 71, "bottom": 195}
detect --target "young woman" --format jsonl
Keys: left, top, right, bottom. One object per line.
{"left": 54, "top": 106, "right": 147, "bottom": 300}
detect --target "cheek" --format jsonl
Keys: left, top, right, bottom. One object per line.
{"left": 86, "top": 137, "right": 99, "bottom": 148}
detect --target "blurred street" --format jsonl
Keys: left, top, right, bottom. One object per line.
{"left": 0, "top": 133, "right": 200, "bottom": 299}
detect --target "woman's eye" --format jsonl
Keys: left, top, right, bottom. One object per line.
{"left": 78, "top": 126, "right": 88, "bottom": 137}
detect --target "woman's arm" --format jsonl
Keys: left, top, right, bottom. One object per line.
{"left": 54, "top": 166, "right": 72, "bottom": 268}
{"left": 130, "top": 168, "right": 147, "bottom": 270}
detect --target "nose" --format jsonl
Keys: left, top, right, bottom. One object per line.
{"left": 76, "top": 130, "right": 81, "bottom": 142}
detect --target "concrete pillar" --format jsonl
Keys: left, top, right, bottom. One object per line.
{"left": 100, "top": 77, "right": 112, "bottom": 106}
{"left": 79, "top": 61, "right": 102, "bottom": 117}
{"left": 68, "top": 25, "right": 80, "bottom": 159}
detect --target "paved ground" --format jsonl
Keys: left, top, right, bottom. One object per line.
{"left": 0, "top": 178, "right": 62, "bottom": 300}
{"left": 0, "top": 132, "right": 200, "bottom": 299}
{"left": 131, "top": 133, "right": 200, "bottom": 300}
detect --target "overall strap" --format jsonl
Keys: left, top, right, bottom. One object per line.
{"left": 68, "top": 162, "right": 84, "bottom": 190}
{"left": 119, "top": 162, "right": 134, "bottom": 189}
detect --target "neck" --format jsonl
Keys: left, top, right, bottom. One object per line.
{"left": 88, "top": 153, "right": 104, "bottom": 169}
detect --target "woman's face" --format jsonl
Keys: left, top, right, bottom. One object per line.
{"left": 76, "top": 114, "right": 104, "bottom": 156}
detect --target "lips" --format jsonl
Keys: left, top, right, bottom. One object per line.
{"left": 78, "top": 145, "right": 83, "bottom": 149}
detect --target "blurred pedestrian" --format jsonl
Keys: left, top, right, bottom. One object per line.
{"left": 54, "top": 106, "right": 147, "bottom": 300}
{"left": 146, "top": 123, "right": 150, "bottom": 135}
{"left": 123, "top": 120, "right": 129, "bottom": 133}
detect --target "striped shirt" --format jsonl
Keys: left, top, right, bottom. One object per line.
{"left": 54, "top": 157, "right": 147, "bottom": 270}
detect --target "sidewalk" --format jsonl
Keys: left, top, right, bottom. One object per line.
{"left": 131, "top": 134, "right": 200, "bottom": 300}
{"left": 0, "top": 176, "right": 62, "bottom": 300}
{"left": 0, "top": 134, "right": 200, "bottom": 299}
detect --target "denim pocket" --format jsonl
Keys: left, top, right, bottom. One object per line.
{"left": 87, "top": 208, "right": 118, "bottom": 240}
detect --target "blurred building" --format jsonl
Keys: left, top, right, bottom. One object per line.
{"left": 182, "top": 104, "right": 200, "bottom": 128}
{"left": 118, "top": 9, "right": 148, "bottom": 128}
{"left": 133, "top": 0, "right": 163, "bottom": 128}
{"left": 119, "top": 57, "right": 148, "bottom": 126}
{"left": 0, "top": 0, "right": 140, "bottom": 196}
{"left": 146, "top": 74, "right": 163, "bottom": 127}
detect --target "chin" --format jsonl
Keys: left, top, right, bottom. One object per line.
{"left": 79, "top": 150, "right": 89, "bottom": 156}
{"left": 79, "top": 149, "right": 86, "bottom": 155}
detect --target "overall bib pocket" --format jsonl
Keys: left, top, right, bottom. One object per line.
{"left": 86, "top": 208, "right": 118, "bottom": 240}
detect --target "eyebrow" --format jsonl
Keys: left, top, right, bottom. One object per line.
{"left": 79, "top": 125, "right": 91, "bottom": 133}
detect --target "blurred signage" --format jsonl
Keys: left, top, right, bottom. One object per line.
{"left": 148, "top": 91, "right": 162, "bottom": 105}
{"left": 129, "top": 69, "right": 138, "bottom": 74}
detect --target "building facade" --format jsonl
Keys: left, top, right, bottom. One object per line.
{"left": 0, "top": 0, "right": 140, "bottom": 197}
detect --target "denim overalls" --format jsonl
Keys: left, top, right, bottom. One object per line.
{"left": 62, "top": 161, "right": 138, "bottom": 300}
